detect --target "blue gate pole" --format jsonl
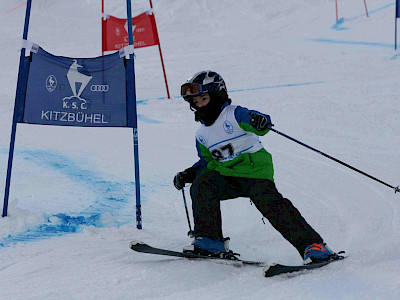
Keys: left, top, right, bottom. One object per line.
{"left": 2, "top": 0, "right": 33, "bottom": 217}
{"left": 126, "top": 0, "right": 142, "bottom": 229}
{"left": 397, "top": 0, "right": 400, "bottom": 50}
{"left": 394, "top": 14, "right": 397, "bottom": 50}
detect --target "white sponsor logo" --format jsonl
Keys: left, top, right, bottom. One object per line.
{"left": 223, "top": 120, "right": 234, "bottom": 134}
{"left": 198, "top": 135, "right": 207, "bottom": 146}
{"left": 62, "top": 60, "right": 93, "bottom": 110}
{"left": 133, "top": 128, "right": 138, "bottom": 145}
{"left": 46, "top": 75, "right": 57, "bottom": 92}
{"left": 41, "top": 110, "right": 109, "bottom": 124}
{"left": 66, "top": 60, "right": 92, "bottom": 98}
{"left": 90, "top": 85, "right": 109, "bottom": 92}
{"left": 124, "top": 22, "right": 136, "bottom": 34}
{"left": 43, "top": 60, "right": 115, "bottom": 125}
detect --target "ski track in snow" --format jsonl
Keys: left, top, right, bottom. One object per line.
{"left": 0, "top": 148, "right": 137, "bottom": 247}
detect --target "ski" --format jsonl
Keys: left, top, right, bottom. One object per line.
{"left": 263, "top": 255, "right": 346, "bottom": 277}
{"left": 129, "top": 241, "right": 267, "bottom": 267}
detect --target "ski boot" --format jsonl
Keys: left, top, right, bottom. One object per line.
{"left": 183, "top": 237, "right": 238, "bottom": 259}
{"left": 303, "top": 242, "right": 335, "bottom": 264}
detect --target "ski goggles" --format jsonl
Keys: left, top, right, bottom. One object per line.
{"left": 180, "top": 83, "right": 203, "bottom": 97}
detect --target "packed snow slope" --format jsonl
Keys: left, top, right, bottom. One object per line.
{"left": 0, "top": 0, "right": 399, "bottom": 299}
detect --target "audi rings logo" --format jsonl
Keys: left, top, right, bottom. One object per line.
{"left": 90, "top": 85, "right": 109, "bottom": 92}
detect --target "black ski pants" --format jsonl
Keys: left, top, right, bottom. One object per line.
{"left": 189, "top": 170, "right": 323, "bottom": 256}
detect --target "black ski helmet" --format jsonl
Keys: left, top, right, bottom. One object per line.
{"left": 180, "top": 70, "right": 229, "bottom": 106}
{"left": 180, "top": 70, "right": 231, "bottom": 125}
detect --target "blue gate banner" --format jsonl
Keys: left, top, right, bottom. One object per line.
{"left": 23, "top": 47, "right": 128, "bottom": 127}
{"left": 397, "top": 0, "right": 400, "bottom": 18}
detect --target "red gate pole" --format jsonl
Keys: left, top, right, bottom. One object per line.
{"left": 335, "top": 0, "right": 338, "bottom": 21}
{"left": 149, "top": 0, "right": 170, "bottom": 99}
{"left": 101, "top": 0, "right": 105, "bottom": 56}
{"left": 363, "top": 0, "right": 369, "bottom": 18}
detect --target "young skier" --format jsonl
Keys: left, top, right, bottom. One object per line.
{"left": 173, "top": 70, "right": 336, "bottom": 264}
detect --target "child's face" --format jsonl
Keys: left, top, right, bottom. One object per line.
{"left": 192, "top": 93, "right": 210, "bottom": 108}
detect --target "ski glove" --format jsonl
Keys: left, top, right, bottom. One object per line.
{"left": 173, "top": 167, "right": 197, "bottom": 190}
{"left": 250, "top": 113, "right": 272, "bottom": 131}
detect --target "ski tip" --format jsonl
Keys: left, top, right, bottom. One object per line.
{"left": 129, "top": 240, "right": 144, "bottom": 248}
{"left": 262, "top": 264, "right": 278, "bottom": 277}
{"left": 264, "top": 263, "right": 278, "bottom": 268}
{"left": 262, "top": 263, "right": 278, "bottom": 275}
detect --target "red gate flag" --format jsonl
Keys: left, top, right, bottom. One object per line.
{"left": 102, "top": 10, "right": 159, "bottom": 52}
{"left": 102, "top": 3, "right": 171, "bottom": 99}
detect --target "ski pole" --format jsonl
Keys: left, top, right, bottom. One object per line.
{"left": 269, "top": 127, "right": 399, "bottom": 194}
{"left": 181, "top": 188, "right": 195, "bottom": 237}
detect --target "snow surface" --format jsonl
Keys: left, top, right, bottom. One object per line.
{"left": 0, "top": 0, "right": 399, "bottom": 299}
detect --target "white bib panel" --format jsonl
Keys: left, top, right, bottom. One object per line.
{"left": 196, "top": 105, "right": 263, "bottom": 162}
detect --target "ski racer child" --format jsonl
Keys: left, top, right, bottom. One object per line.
{"left": 173, "top": 70, "right": 337, "bottom": 264}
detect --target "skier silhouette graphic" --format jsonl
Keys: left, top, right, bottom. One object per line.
{"left": 67, "top": 60, "right": 92, "bottom": 98}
